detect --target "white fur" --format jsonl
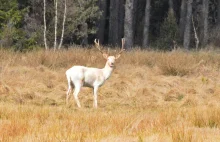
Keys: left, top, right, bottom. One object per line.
{"left": 66, "top": 56, "right": 117, "bottom": 108}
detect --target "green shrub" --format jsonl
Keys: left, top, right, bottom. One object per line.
{"left": 156, "top": 9, "right": 179, "bottom": 50}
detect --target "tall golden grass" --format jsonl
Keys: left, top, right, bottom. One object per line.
{"left": 0, "top": 48, "right": 220, "bottom": 141}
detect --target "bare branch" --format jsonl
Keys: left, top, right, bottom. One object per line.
{"left": 192, "top": 16, "right": 199, "bottom": 50}
{"left": 43, "top": 0, "right": 48, "bottom": 50}
{"left": 58, "top": 0, "right": 67, "bottom": 49}
{"left": 54, "top": 0, "right": 58, "bottom": 51}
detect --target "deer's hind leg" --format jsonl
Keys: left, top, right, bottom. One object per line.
{"left": 66, "top": 78, "right": 74, "bottom": 105}
{"left": 73, "top": 78, "right": 85, "bottom": 108}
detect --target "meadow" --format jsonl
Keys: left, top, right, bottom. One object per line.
{"left": 0, "top": 47, "right": 220, "bottom": 142}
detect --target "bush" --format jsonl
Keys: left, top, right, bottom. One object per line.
{"left": 156, "top": 9, "right": 179, "bottom": 50}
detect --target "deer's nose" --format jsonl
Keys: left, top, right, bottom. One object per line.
{"left": 110, "top": 63, "right": 114, "bottom": 67}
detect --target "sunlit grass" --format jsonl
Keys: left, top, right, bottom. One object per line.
{"left": 0, "top": 47, "right": 220, "bottom": 141}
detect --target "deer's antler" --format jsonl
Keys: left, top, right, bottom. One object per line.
{"left": 94, "top": 39, "right": 105, "bottom": 54}
{"left": 116, "top": 38, "right": 125, "bottom": 56}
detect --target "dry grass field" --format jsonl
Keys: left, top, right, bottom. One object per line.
{"left": 0, "top": 47, "right": 220, "bottom": 142}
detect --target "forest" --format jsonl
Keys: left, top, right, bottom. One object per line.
{"left": 0, "top": 0, "right": 219, "bottom": 51}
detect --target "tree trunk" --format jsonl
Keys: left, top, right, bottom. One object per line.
{"left": 201, "top": 0, "right": 209, "bottom": 47}
{"left": 132, "top": 0, "right": 138, "bottom": 37}
{"left": 54, "top": 0, "right": 58, "bottom": 50}
{"left": 118, "top": 0, "right": 125, "bottom": 44}
{"left": 43, "top": 0, "right": 48, "bottom": 50}
{"left": 109, "top": 0, "right": 119, "bottom": 46}
{"left": 58, "top": 0, "right": 67, "bottom": 49}
{"left": 179, "top": 0, "right": 186, "bottom": 42}
{"left": 142, "top": 0, "right": 151, "bottom": 48}
{"left": 97, "top": 0, "right": 107, "bottom": 44}
{"left": 217, "top": 0, "right": 220, "bottom": 25}
{"left": 124, "top": 0, "right": 134, "bottom": 49}
{"left": 183, "top": 0, "right": 193, "bottom": 50}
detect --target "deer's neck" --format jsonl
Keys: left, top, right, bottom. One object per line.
{"left": 102, "top": 62, "right": 114, "bottom": 80}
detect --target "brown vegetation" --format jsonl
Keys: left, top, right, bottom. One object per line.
{"left": 0, "top": 48, "right": 220, "bottom": 141}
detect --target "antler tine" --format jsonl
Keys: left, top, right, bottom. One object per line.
{"left": 94, "top": 39, "right": 104, "bottom": 54}
{"left": 117, "top": 38, "right": 125, "bottom": 55}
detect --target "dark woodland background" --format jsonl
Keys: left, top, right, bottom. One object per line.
{"left": 0, "top": 0, "right": 219, "bottom": 51}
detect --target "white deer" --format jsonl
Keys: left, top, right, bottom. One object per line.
{"left": 66, "top": 38, "right": 125, "bottom": 108}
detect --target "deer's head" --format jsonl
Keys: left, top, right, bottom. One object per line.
{"left": 94, "top": 38, "right": 125, "bottom": 67}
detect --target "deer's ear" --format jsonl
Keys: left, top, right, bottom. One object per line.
{"left": 115, "top": 54, "right": 121, "bottom": 59}
{"left": 103, "top": 53, "right": 108, "bottom": 59}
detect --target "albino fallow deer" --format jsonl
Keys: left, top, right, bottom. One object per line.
{"left": 66, "top": 38, "right": 125, "bottom": 108}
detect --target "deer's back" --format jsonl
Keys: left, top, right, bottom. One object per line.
{"left": 66, "top": 66, "right": 104, "bottom": 87}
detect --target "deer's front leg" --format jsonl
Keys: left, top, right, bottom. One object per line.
{"left": 93, "top": 86, "right": 99, "bottom": 108}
